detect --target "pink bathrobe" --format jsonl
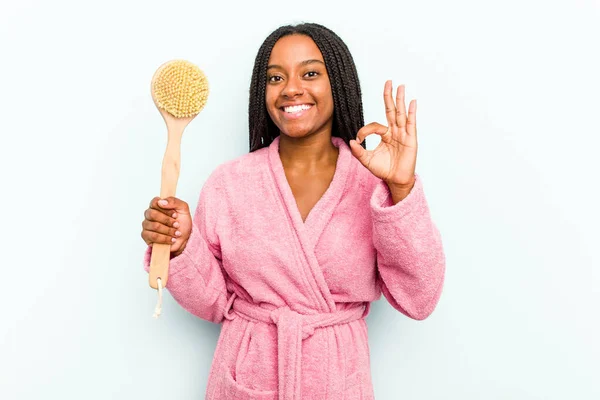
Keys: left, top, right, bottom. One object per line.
{"left": 143, "top": 135, "right": 445, "bottom": 399}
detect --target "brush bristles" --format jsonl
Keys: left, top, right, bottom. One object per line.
{"left": 152, "top": 60, "right": 209, "bottom": 118}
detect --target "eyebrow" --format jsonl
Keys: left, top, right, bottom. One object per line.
{"left": 267, "top": 59, "right": 325, "bottom": 70}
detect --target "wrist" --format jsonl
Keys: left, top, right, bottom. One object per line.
{"left": 386, "top": 177, "right": 416, "bottom": 204}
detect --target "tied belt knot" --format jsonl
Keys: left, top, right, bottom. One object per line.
{"left": 223, "top": 293, "right": 370, "bottom": 400}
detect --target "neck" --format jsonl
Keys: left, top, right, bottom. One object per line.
{"left": 278, "top": 132, "right": 339, "bottom": 172}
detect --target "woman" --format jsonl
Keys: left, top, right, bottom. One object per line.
{"left": 141, "top": 23, "right": 445, "bottom": 400}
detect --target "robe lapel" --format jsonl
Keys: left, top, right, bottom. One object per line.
{"left": 267, "top": 135, "right": 353, "bottom": 313}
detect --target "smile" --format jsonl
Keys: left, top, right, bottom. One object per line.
{"left": 279, "top": 104, "right": 313, "bottom": 120}
{"left": 282, "top": 104, "right": 313, "bottom": 113}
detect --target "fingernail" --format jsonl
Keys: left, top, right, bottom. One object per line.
{"left": 173, "top": 221, "right": 180, "bottom": 228}
{"left": 175, "top": 231, "right": 181, "bottom": 237}
{"left": 171, "top": 238, "right": 176, "bottom": 243}
{"left": 159, "top": 199, "right": 167, "bottom": 206}
{"left": 172, "top": 212, "right": 177, "bottom": 218}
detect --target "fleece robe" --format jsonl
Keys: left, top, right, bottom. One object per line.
{"left": 143, "top": 135, "right": 445, "bottom": 399}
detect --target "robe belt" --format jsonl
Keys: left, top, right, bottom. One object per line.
{"left": 223, "top": 293, "right": 370, "bottom": 400}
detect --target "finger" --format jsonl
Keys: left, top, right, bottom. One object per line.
{"left": 170, "top": 238, "right": 187, "bottom": 255}
{"left": 406, "top": 99, "right": 417, "bottom": 136}
{"left": 156, "top": 197, "right": 177, "bottom": 209}
{"left": 395, "top": 85, "right": 407, "bottom": 130}
{"left": 141, "top": 229, "right": 177, "bottom": 246}
{"left": 149, "top": 196, "right": 161, "bottom": 208}
{"left": 356, "top": 122, "right": 389, "bottom": 144}
{"left": 156, "top": 196, "right": 189, "bottom": 213}
{"left": 349, "top": 139, "right": 373, "bottom": 168}
{"left": 148, "top": 198, "right": 175, "bottom": 218}
{"left": 149, "top": 197, "right": 186, "bottom": 218}
{"left": 142, "top": 219, "right": 180, "bottom": 238}
{"left": 383, "top": 80, "right": 397, "bottom": 127}
{"left": 144, "top": 208, "right": 178, "bottom": 227}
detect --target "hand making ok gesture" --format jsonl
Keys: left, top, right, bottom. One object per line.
{"left": 349, "top": 81, "right": 418, "bottom": 189}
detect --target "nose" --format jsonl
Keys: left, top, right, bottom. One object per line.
{"left": 281, "top": 76, "right": 304, "bottom": 98}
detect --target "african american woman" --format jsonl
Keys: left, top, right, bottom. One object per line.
{"left": 141, "top": 22, "right": 446, "bottom": 400}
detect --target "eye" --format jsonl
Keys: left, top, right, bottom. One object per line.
{"left": 268, "top": 75, "right": 283, "bottom": 83}
{"left": 304, "top": 71, "right": 319, "bottom": 78}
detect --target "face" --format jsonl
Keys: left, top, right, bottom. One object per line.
{"left": 265, "top": 34, "right": 334, "bottom": 139}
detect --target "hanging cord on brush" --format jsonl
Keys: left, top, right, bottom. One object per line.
{"left": 153, "top": 278, "right": 164, "bottom": 319}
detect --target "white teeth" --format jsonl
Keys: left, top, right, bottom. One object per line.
{"left": 283, "top": 104, "right": 312, "bottom": 113}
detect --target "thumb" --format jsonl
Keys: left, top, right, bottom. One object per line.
{"left": 157, "top": 197, "right": 189, "bottom": 213}
{"left": 349, "top": 139, "right": 370, "bottom": 168}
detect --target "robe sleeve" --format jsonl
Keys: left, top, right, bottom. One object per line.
{"left": 143, "top": 168, "right": 228, "bottom": 324}
{"left": 370, "top": 174, "right": 446, "bottom": 320}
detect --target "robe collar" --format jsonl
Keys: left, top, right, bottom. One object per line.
{"left": 267, "top": 134, "right": 352, "bottom": 244}
{"left": 267, "top": 134, "right": 353, "bottom": 312}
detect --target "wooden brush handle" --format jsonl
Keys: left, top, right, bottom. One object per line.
{"left": 149, "top": 128, "right": 183, "bottom": 289}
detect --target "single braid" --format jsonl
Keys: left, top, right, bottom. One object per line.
{"left": 319, "top": 30, "right": 356, "bottom": 140}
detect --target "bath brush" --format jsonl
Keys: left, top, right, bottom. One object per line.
{"left": 149, "top": 59, "right": 209, "bottom": 317}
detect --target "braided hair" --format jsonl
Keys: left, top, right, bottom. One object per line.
{"left": 248, "top": 23, "right": 366, "bottom": 152}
